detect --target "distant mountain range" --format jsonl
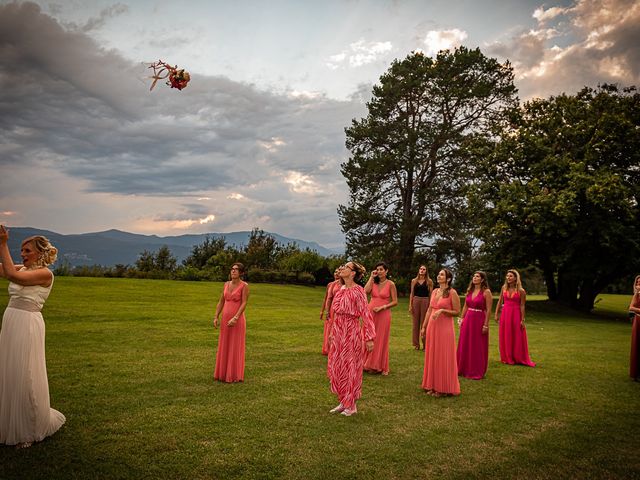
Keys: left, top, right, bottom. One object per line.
{"left": 6, "top": 228, "right": 342, "bottom": 267}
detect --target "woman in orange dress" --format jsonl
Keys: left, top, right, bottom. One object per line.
{"left": 328, "top": 261, "right": 375, "bottom": 416}
{"left": 363, "top": 262, "right": 397, "bottom": 375}
{"left": 420, "top": 268, "right": 461, "bottom": 396}
{"left": 629, "top": 275, "right": 640, "bottom": 381}
{"left": 213, "top": 263, "right": 249, "bottom": 382}
{"left": 320, "top": 268, "right": 341, "bottom": 355}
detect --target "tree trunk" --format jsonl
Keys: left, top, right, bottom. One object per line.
{"left": 577, "top": 280, "right": 597, "bottom": 312}
{"left": 556, "top": 268, "right": 579, "bottom": 307}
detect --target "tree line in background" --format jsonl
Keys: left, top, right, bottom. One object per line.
{"left": 340, "top": 47, "right": 640, "bottom": 311}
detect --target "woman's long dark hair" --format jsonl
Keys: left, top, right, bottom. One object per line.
{"left": 373, "top": 261, "right": 388, "bottom": 284}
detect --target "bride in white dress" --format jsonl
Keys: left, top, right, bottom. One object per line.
{"left": 0, "top": 225, "right": 65, "bottom": 448}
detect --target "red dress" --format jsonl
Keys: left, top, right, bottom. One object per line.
{"left": 422, "top": 291, "right": 460, "bottom": 395}
{"left": 214, "top": 281, "right": 247, "bottom": 382}
{"left": 323, "top": 281, "right": 341, "bottom": 355}
{"left": 498, "top": 290, "right": 535, "bottom": 367}
{"left": 363, "top": 281, "right": 392, "bottom": 374}
{"left": 630, "top": 294, "right": 640, "bottom": 380}
{"left": 328, "top": 285, "right": 376, "bottom": 409}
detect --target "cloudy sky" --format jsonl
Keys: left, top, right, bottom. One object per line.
{"left": 0, "top": 0, "right": 638, "bottom": 249}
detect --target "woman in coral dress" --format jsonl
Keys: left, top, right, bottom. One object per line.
{"left": 320, "top": 268, "right": 341, "bottom": 355}
{"left": 421, "top": 268, "right": 461, "bottom": 396}
{"left": 457, "top": 271, "right": 492, "bottom": 379}
{"left": 494, "top": 269, "right": 535, "bottom": 367}
{"left": 363, "top": 262, "right": 397, "bottom": 375}
{"left": 328, "top": 261, "right": 375, "bottom": 416}
{"left": 409, "top": 265, "right": 433, "bottom": 350}
{"left": 213, "top": 263, "right": 250, "bottom": 382}
{"left": 628, "top": 275, "right": 640, "bottom": 380}
{"left": 0, "top": 226, "right": 65, "bottom": 448}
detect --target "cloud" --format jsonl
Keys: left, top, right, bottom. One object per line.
{"left": 423, "top": 28, "right": 468, "bottom": 56}
{"left": 0, "top": 2, "right": 364, "bottom": 247}
{"left": 326, "top": 39, "right": 393, "bottom": 69}
{"left": 487, "top": 0, "right": 640, "bottom": 99}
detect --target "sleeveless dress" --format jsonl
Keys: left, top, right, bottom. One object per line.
{"left": 456, "top": 290, "right": 489, "bottom": 379}
{"left": 0, "top": 271, "right": 66, "bottom": 445}
{"left": 363, "top": 281, "right": 392, "bottom": 374}
{"left": 498, "top": 290, "right": 535, "bottom": 367}
{"left": 322, "top": 281, "right": 341, "bottom": 356}
{"left": 422, "top": 290, "right": 460, "bottom": 395}
{"left": 630, "top": 294, "right": 640, "bottom": 380}
{"left": 411, "top": 281, "right": 430, "bottom": 349}
{"left": 214, "top": 281, "right": 247, "bottom": 382}
{"left": 328, "top": 285, "right": 376, "bottom": 410}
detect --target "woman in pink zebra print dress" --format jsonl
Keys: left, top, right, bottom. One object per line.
{"left": 328, "top": 261, "right": 375, "bottom": 416}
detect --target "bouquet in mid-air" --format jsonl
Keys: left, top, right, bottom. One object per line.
{"left": 148, "top": 60, "right": 191, "bottom": 91}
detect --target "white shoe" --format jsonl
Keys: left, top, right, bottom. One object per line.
{"left": 341, "top": 407, "right": 357, "bottom": 416}
{"left": 329, "top": 403, "right": 345, "bottom": 413}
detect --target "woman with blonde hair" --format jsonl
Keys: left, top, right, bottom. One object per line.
{"left": 628, "top": 275, "right": 640, "bottom": 380}
{"left": 328, "top": 261, "right": 375, "bottom": 416}
{"left": 409, "top": 265, "right": 433, "bottom": 350}
{"left": 456, "top": 271, "right": 492, "bottom": 379}
{"left": 0, "top": 226, "right": 65, "bottom": 447}
{"left": 494, "top": 269, "right": 535, "bottom": 367}
{"left": 420, "top": 268, "right": 461, "bottom": 396}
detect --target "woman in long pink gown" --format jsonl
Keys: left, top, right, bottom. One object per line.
{"left": 494, "top": 269, "right": 535, "bottom": 367}
{"left": 320, "top": 268, "right": 341, "bottom": 355}
{"left": 457, "top": 271, "right": 492, "bottom": 379}
{"left": 421, "top": 268, "right": 461, "bottom": 396}
{"left": 213, "top": 263, "right": 250, "bottom": 382}
{"left": 363, "top": 262, "right": 397, "bottom": 375}
{"left": 629, "top": 275, "right": 640, "bottom": 380}
{"left": 328, "top": 261, "right": 375, "bottom": 416}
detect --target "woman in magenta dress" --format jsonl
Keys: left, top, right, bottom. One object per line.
{"left": 213, "top": 263, "right": 250, "bottom": 382}
{"left": 320, "top": 268, "right": 341, "bottom": 355}
{"left": 420, "top": 268, "right": 461, "bottom": 396}
{"left": 494, "top": 269, "right": 535, "bottom": 367}
{"left": 328, "top": 261, "right": 375, "bottom": 416}
{"left": 456, "top": 271, "right": 492, "bottom": 379}
{"left": 409, "top": 265, "right": 433, "bottom": 350}
{"left": 363, "top": 262, "right": 397, "bottom": 375}
{"left": 629, "top": 275, "right": 640, "bottom": 380}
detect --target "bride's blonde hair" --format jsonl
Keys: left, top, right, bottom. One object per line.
{"left": 22, "top": 236, "right": 58, "bottom": 267}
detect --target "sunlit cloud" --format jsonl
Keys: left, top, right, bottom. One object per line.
{"left": 227, "top": 193, "right": 246, "bottom": 200}
{"left": 423, "top": 29, "right": 468, "bottom": 56}
{"left": 326, "top": 39, "right": 392, "bottom": 69}
{"left": 284, "top": 171, "right": 321, "bottom": 194}
{"left": 533, "top": 6, "right": 569, "bottom": 23}
{"left": 259, "top": 137, "right": 287, "bottom": 152}
{"left": 1, "top": 211, "right": 17, "bottom": 216}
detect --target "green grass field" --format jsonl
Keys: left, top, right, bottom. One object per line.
{"left": 0, "top": 277, "right": 638, "bottom": 479}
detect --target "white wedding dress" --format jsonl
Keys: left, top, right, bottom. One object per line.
{"left": 0, "top": 271, "right": 65, "bottom": 445}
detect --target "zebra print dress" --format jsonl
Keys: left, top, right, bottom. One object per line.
{"left": 328, "top": 285, "right": 376, "bottom": 409}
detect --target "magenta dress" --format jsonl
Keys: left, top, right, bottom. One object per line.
{"left": 363, "top": 281, "right": 392, "bottom": 374}
{"left": 630, "top": 294, "right": 640, "bottom": 380}
{"left": 214, "top": 281, "right": 247, "bottom": 382}
{"left": 498, "top": 290, "right": 535, "bottom": 367}
{"left": 328, "top": 285, "right": 376, "bottom": 410}
{"left": 457, "top": 290, "right": 489, "bottom": 379}
{"left": 422, "top": 291, "right": 460, "bottom": 395}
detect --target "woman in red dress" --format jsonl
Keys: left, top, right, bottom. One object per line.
{"left": 494, "top": 269, "right": 535, "bottom": 367}
{"left": 420, "top": 268, "right": 461, "bottom": 396}
{"left": 409, "top": 265, "right": 433, "bottom": 350}
{"left": 629, "top": 275, "right": 640, "bottom": 380}
{"left": 328, "top": 261, "right": 375, "bottom": 416}
{"left": 213, "top": 263, "right": 250, "bottom": 382}
{"left": 320, "top": 268, "right": 341, "bottom": 355}
{"left": 363, "top": 262, "right": 397, "bottom": 375}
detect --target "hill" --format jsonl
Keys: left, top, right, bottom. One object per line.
{"left": 6, "top": 227, "right": 341, "bottom": 267}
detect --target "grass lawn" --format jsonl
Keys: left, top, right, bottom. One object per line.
{"left": 0, "top": 277, "right": 638, "bottom": 479}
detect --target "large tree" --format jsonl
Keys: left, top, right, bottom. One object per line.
{"left": 471, "top": 85, "right": 640, "bottom": 311}
{"left": 339, "top": 47, "right": 517, "bottom": 277}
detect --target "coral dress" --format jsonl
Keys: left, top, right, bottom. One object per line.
{"left": 328, "top": 285, "right": 376, "bottom": 410}
{"left": 422, "top": 290, "right": 460, "bottom": 395}
{"left": 498, "top": 290, "right": 535, "bottom": 367}
{"left": 0, "top": 272, "right": 65, "bottom": 445}
{"left": 630, "top": 294, "right": 640, "bottom": 380}
{"left": 214, "top": 281, "right": 247, "bottom": 382}
{"left": 363, "top": 281, "right": 392, "bottom": 374}
{"left": 322, "top": 281, "right": 341, "bottom": 356}
{"left": 456, "top": 291, "right": 489, "bottom": 379}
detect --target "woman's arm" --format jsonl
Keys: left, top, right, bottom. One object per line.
{"left": 483, "top": 289, "right": 493, "bottom": 334}
{"left": 0, "top": 241, "right": 51, "bottom": 287}
{"left": 520, "top": 289, "right": 527, "bottom": 329}
{"left": 364, "top": 272, "right": 375, "bottom": 294}
{"left": 408, "top": 279, "right": 415, "bottom": 313}
{"left": 386, "top": 281, "right": 399, "bottom": 310}
{"left": 629, "top": 293, "right": 640, "bottom": 314}
{"left": 421, "top": 305, "right": 433, "bottom": 333}
{"left": 213, "top": 286, "right": 226, "bottom": 328}
{"left": 320, "top": 282, "right": 331, "bottom": 319}
{"left": 494, "top": 289, "right": 504, "bottom": 323}
{"left": 228, "top": 283, "right": 250, "bottom": 326}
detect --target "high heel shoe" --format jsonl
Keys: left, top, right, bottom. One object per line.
{"left": 341, "top": 406, "right": 357, "bottom": 416}
{"left": 329, "top": 403, "right": 345, "bottom": 413}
